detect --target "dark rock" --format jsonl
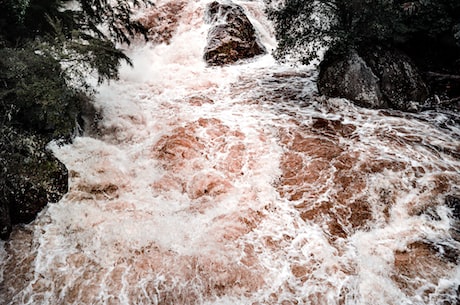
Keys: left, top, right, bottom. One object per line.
{"left": 446, "top": 195, "right": 460, "bottom": 220}
{"left": 0, "top": 126, "right": 68, "bottom": 240}
{"left": 0, "top": 200, "right": 11, "bottom": 240}
{"left": 446, "top": 195, "right": 460, "bottom": 242}
{"left": 445, "top": 195, "right": 460, "bottom": 246}
{"left": 423, "top": 72, "right": 460, "bottom": 111}
{"left": 203, "top": 1, "right": 265, "bottom": 66}
{"left": 318, "top": 49, "right": 384, "bottom": 108}
{"left": 318, "top": 47, "right": 429, "bottom": 111}
{"left": 426, "top": 72, "right": 460, "bottom": 99}
{"left": 442, "top": 243, "right": 460, "bottom": 264}
{"left": 77, "top": 94, "right": 102, "bottom": 137}
{"left": 360, "top": 46, "right": 429, "bottom": 111}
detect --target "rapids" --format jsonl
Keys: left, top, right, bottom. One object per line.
{"left": 1, "top": 0, "right": 459, "bottom": 304}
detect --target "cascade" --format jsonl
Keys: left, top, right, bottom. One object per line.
{"left": 1, "top": 0, "right": 459, "bottom": 304}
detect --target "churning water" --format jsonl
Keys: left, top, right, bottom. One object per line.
{"left": 1, "top": 0, "right": 459, "bottom": 304}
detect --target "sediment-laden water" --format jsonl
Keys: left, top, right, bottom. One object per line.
{"left": 1, "top": 1, "right": 459, "bottom": 304}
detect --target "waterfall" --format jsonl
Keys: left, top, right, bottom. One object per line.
{"left": 1, "top": 0, "right": 459, "bottom": 304}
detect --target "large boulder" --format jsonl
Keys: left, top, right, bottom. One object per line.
{"left": 0, "top": 127, "right": 68, "bottom": 240}
{"left": 0, "top": 47, "right": 94, "bottom": 240}
{"left": 318, "top": 49, "right": 384, "bottom": 108}
{"left": 361, "top": 46, "right": 429, "bottom": 111}
{"left": 203, "top": 1, "right": 265, "bottom": 66}
{"left": 318, "top": 47, "right": 429, "bottom": 111}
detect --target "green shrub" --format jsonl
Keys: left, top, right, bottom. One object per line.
{"left": 267, "top": 0, "right": 460, "bottom": 66}
{"left": 0, "top": 47, "right": 87, "bottom": 139}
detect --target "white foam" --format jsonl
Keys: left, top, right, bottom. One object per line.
{"left": 1, "top": 0, "right": 459, "bottom": 304}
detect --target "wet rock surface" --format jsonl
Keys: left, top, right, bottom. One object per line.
{"left": 0, "top": 127, "right": 68, "bottom": 240}
{"left": 318, "top": 47, "right": 429, "bottom": 111}
{"left": 361, "top": 46, "right": 429, "bottom": 111}
{"left": 203, "top": 1, "right": 265, "bottom": 66}
{"left": 138, "top": 1, "right": 186, "bottom": 45}
{"left": 318, "top": 49, "right": 384, "bottom": 109}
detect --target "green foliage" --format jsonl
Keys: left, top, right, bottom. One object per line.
{"left": 0, "top": 0, "right": 154, "bottom": 237}
{"left": 0, "top": 46, "right": 87, "bottom": 138}
{"left": 399, "top": 0, "right": 460, "bottom": 38}
{"left": 53, "top": 0, "right": 151, "bottom": 83}
{"left": 0, "top": 0, "right": 154, "bottom": 139}
{"left": 75, "top": 0, "right": 151, "bottom": 45}
{"left": 267, "top": 0, "right": 397, "bottom": 64}
{"left": 45, "top": 16, "right": 133, "bottom": 84}
{"left": 1, "top": 0, "right": 151, "bottom": 43}
{"left": 266, "top": 1, "right": 320, "bottom": 64}
{"left": 0, "top": 0, "right": 27, "bottom": 42}
{"left": 1, "top": 0, "right": 152, "bottom": 83}
{"left": 267, "top": 0, "right": 460, "bottom": 64}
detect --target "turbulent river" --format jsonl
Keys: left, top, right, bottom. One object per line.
{"left": 1, "top": 0, "right": 460, "bottom": 304}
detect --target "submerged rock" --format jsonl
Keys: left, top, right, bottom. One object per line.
{"left": 0, "top": 127, "right": 68, "bottom": 240}
{"left": 203, "top": 1, "right": 265, "bottom": 66}
{"left": 318, "top": 47, "right": 429, "bottom": 111}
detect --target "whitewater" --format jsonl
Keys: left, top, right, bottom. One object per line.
{"left": 1, "top": 0, "right": 459, "bottom": 304}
